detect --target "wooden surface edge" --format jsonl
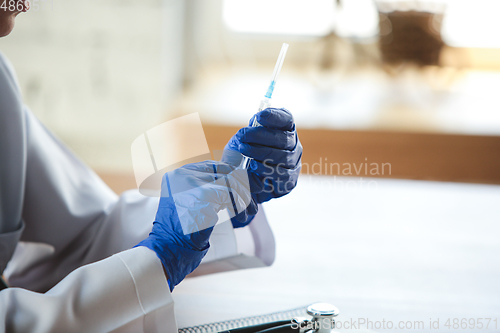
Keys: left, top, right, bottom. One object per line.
{"left": 97, "top": 125, "right": 500, "bottom": 194}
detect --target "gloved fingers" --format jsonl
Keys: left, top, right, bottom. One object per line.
{"left": 230, "top": 197, "right": 258, "bottom": 228}
{"left": 188, "top": 226, "right": 214, "bottom": 252}
{"left": 166, "top": 169, "right": 217, "bottom": 197}
{"left": 246, "top": 170, "right": 266, "bottom": 193}
{"left": 248, "top": 147, "right": 302, "bottom": 175}
{"left": 247, "top": 159, "right": 302, "bottom": 197}
{"left": 182, "top": 160, "right": 235, "bottom": 176}
{"left": 239, "top": 143, "right": 300, "bottom": 169}
{"left": 172, "top": 193, "right": 221, "bottom": 236}
{"left": 180, "top": 161, "right": 215, "bottom": 173}
{"left": 255, "top": 172, "right": 300, "bottom": 203}
{"left": 160, "top": 160, "right": 253, "bottom": 236}
{"left": 151, "top": 197, "right": 216, "bottom": 251}
{"left": 140, "top": 160, "right": 253, "bottom": 292}
{"left": 252, "top": 107, "right": 295, "bottom": 131}
{"left": 172, "top": 174, "right": 251, "bottom": 235}
{"left": 225, "top": 169, "right": 253, "bottom": 216}
{"left": 165, "top": 161, "right": 237, "bottom": 197}
{"left": 169, "top": 165, "right": 253, "bottom": 222}
{"left": 237, "top": 126, "right": 296, "bottom": 151}
{"left": 223, "top": 108, "right": 302, "bottom": 204}
{"left": 220, "top": 149, "right": 245, "bottom": 168}
{"left": 245, "top": 165, "right": 289, "bottom": 194}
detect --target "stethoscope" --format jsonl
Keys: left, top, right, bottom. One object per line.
{"left": 218, "top": 303, "right": 340, "bottom": 333}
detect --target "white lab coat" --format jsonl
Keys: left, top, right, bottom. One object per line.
{"left": 0, "top": 52, "right": 275, "bottom": 332}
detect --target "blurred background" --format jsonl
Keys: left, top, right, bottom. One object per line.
{"left": 1, "top": 0, "right": 500, "bottom": 192}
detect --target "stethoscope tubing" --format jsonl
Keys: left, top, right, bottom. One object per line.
{"left": 218, "top": 320, "right": 292, "bottom": 333}
{"left": 256, "top": 323, "right": 299, "bottom": 333}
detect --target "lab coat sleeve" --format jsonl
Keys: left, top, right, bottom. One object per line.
{"left": 0, "top": 246, "right": 177, "bottom": 333}
{"left": 4, "top": 105, "right": 162, "bottom": 293}
{"left": 0, "top": 51, "right": 163, "bottom": 292}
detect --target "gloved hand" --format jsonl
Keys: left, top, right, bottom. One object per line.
{"left": 137, "top": 161, "right": 255, "bottom": 291}
{"left": 223, "top": 108, "right": 302, "bottom": 227}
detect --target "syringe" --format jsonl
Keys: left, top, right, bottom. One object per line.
{"left": 241, "top": 42, "right": 289, "bottom": 169}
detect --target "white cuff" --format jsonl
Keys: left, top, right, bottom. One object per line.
{"left": 115, "top": 247, "right": 177, "bottom": 333}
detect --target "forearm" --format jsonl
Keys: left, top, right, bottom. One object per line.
{"left": 0, "top": 247, "right": 176, "bottom": 333}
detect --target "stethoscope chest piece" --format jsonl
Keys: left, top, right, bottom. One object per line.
{"left": 306, "top": 303, "right": 340, "bottom": 333}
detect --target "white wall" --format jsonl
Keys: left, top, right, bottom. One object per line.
{"left": 0, "top": 0, "right": 185, "bottom": 172}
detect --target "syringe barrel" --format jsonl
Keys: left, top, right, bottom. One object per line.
{"left": 240, "top": 43, "right": 288, "bottom": 170}
{"left": 258, "top": 97, "right": 271, "bottom": 113}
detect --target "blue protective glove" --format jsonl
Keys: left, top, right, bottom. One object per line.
{"left": 137, "top": 161, "right": 255, "bottom": 291}
{"left": 223, "top": 108, "right": 302, "bottom": 227}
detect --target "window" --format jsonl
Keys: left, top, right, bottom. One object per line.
{"left": 224, "top": 0, "right": 500, "bottom": 48}
{"left": 441, "top": 0, "right": 500, "bottom": 48}
{"left": 222, "top": 0, "right": 379, "bottom": 39}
